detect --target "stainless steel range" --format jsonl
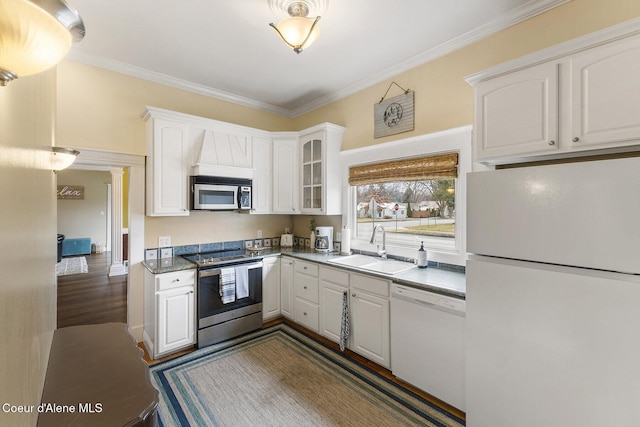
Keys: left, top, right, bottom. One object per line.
{"left": 182, "top": 249, "right": 263, "bottom": 348}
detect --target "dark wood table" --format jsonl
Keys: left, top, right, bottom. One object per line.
{"left": 37, "top": 323, "right": 158, "bottom": 427}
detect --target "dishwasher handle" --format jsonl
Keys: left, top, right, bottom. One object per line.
{"left": 391, "top": 283, "right": 466, "bottom": 315}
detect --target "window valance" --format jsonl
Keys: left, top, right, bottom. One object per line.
{"left": 348, "top": 152, "right": 458, "bottom": 186}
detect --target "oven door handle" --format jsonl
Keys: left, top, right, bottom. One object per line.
{"left": 198, "top": 261, "right": 263, "bottom": 278}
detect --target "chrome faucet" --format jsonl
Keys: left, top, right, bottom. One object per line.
{"left": 369, "top": 224, "right": 387, "bottom": 259}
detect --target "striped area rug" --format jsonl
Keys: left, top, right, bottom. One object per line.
{"left": 150, "top": 324, "right": 465, "bottom": 426}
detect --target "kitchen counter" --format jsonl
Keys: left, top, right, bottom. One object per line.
{"left": 142, "top": 256, "right": 197, "bottom": 274}
{"left": 143, "top": 246, "right": 466, "bottom": 298}
{"left": 264, "top": 247, "right": 466, "bottom": 299}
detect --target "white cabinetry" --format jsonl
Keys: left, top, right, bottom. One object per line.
{"left": 142, "top": 109, "right": 189, "bottom": 216}
{"left": 143, "top": 268, "right": 196, "bottom": 359}
{"left": 319, "top": 266, "right": 349, "bottom": 344}
{"left": 350, "top": 273, "right": 391, "bottom": 368}
{"left": 468, "top": 29, "right": 640, "bottom": 165}
{"left": 299, "top": 124, "right": 345, "bottom": 215}
{"left": 569, "top": 34, "right": 640, "bottom": 149}
{"left": 293, "top": 260, "right": 319, "bottom": 332}
{"left": 251, "top": 136, "right": 272, "bottom": 214}
{"left": 280, "top": 257, "right": 294, "bottom": 319}
{"left": 272, "top": 133, "right": 299, "bottom": 214}
{"left": 262, "top": 256, "right": 281, "bottom": 321}
{"left": 474, "top": 61, "right": 559, "bottom": 162}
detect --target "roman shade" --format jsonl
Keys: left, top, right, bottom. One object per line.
{"left": 348, "top": 152, "right": 458, "bottom": 186}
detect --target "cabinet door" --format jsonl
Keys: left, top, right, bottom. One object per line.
{"left": 272, "top": 138, "right": 298, "bottom": 213}
{"left": 300, "top": 132, "right": 324, "bottom": 213}
{"left": 157, "top": 286, "right": 195, "bottom": 356}
{"left": 148, "top": 118, "right": 189, "bottom": 216}
{"left": 474, "top": 61, "right": 559, "bottom": 163}
{"left": 320, "top": 280, "right": 348, "bottom": 344}
{"left": 262, "top": 257, "right": 281, "bottom": 321}
{"left": 280, "top": 258, "right": 294, "bottom": 319}
{"left": 351, "top": 290, "right": 390, "bottom": 368}
{"left": 252, "top": 136, "right": 272, "bottom": 214}
{"left": 570, "top": 34, "right": 640, "bottom": 149}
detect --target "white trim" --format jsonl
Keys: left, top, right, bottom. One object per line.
{"left": 465, "top": 16, "right": 640, "bottom": 85}
{"left": 66, "top": 0, "right": 568, "bottom": 118}
{"left": 340, "top": 126, "right": 472, "bottom": 267}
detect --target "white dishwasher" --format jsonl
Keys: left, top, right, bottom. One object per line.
{"left": 390, "top": 283, "right": 466, "bottom": 411}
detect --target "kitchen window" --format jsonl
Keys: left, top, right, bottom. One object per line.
{"left": 340, "top": 127, "right": 471, "bottom": 267}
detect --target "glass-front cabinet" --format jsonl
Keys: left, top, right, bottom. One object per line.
{"left": 299, "top": 124, "right": 345, "bottom": 215}
{"left": 302, "top": 134, "right": 323, "bottom": 211}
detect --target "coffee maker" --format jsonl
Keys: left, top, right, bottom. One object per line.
{"left": 314, "top": 226, "right": 334, "bottom": 252}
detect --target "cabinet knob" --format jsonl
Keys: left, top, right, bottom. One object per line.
{"left": 548, "top": 140, "right": 556, "bottom": 145}
{"left": 303, "top": 286, "right": 307, "bottom": 290}
{"left": 352, "top": 293, "right": 356, "bottom": 297}
{"left": 303, "top": 312, "right": 307, "bottom": 316}
{"left": 572, "top": 137, "right": 580, "bottom": 142}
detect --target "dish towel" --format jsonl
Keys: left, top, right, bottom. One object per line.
{"left": 340, "top": 291, "right": 350, "bottom": 351}
{"left": 235, "top": 265, "right": 249, "bottom": 299}
{"left": 219, "top": 267, "right": 236, "bottom": 304}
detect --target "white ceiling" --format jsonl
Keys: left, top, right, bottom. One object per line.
{"left": 66, "top": 0, "right": 566, "bottom": 117}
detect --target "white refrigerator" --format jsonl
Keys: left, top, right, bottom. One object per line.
{"left": 466, "top": 157, "right": 640, "bottom": 427}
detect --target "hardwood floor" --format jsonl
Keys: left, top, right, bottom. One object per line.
{"left": 56, "top": 252, "right": 127, "bottom": 328}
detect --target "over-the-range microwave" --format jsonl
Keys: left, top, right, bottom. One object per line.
{"left": 190, "top": 176, "right": 252, "bottom": 211}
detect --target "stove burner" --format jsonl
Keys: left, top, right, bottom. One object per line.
{"left": 182, "top": 249, "right": 261, "bottom": 268}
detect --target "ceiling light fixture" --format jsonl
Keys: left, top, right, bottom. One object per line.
{"left": 51, "top": 147, "right": 79, "bottom": 172}
{"left": 268, "top": 0, "right": 325, "bottom": 54}
{"left": 0, "top": 0, "right": 85, "bottom": 87}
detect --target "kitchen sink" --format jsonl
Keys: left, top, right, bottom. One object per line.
{"left": 327, "top": 254, "right": 380, "bottom": 268}
{"left": 327, "top": 254, "right": 416, "bottom": 275}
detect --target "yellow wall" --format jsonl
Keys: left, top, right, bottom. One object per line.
{"left": 293, "top": 0, "right": 640, "bottom": 150}
{"left": 0, "top": 70, "right": 57, "bottom": 427}
{"left": 56, "top": 61, "right": 293, "bottom": 156}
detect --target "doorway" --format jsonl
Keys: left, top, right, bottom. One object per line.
{"left": 55, "top": 148, "right": 146, "bottom": 339}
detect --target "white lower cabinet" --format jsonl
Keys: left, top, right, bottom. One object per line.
{"left": 281, "top": 258, "right": 391, "bottom": 368}
{"left": 262, "top": 256, "right": 281, "bottom": 321}
{"left": 350, "top": 273, "right": 391, "bottom": 368}
{"left": 144, "top": 268, "right": 196, "bottom": 359}
{"left": 319, "top": 266, "right": 350, "bottom": 344}
{"left": 280, "top": 257, "right": 294, "bottom": 319}
{"left": 293, "top": 260, "right": 319, "bottom": 332}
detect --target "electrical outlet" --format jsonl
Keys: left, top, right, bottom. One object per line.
{"left": 145, "top": 249, "right": 158, "bottom": 260}
{"left": 160, "top": 248, "right": 173, "bottom": 259}
{"left": 257, "top": 229, "right": 263, "bottom": 238}
{"left": 336, "top": 232, "right": 342, "bottom": 241}
{"left": 158, "top": 236, "right": 171, "bottom": 247}
{"left": 285, "top": 227, "right": 290, "bottom": 234}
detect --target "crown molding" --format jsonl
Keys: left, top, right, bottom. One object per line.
{"left": 465, "top": 15, "right": 640, "bottom": 85}
{"left": 66, "top": 0, "right": 569, "bottom": 118}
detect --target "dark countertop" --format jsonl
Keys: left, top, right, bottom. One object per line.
{"left": 142, "top": 256, "right": 197, "bottom": 274}
{"left": 143, "top": 246, "right": 466, "bottom": 299}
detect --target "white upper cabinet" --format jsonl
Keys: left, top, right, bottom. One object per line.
{"left": 143, "top": 106, "right": 345, "bottom": 215}
{"left": 251, "top": 135, "right": 272, "bottom": 214}
{"left": 468, "top": 23, "right": 640, "bottom": 165}
{"left": 299, "top": 123, "right": 345, "bottom": 215}
{"left": 569, "top": 34, "right": 640, "bottom": 149}
{"left": 143, "top": 109, "right": 189, "bottom": 216}
{"left": 474, "top": 61, "right": 559, "bottom": 162}
{"left": 272, "top": 133, "right": 299, "bottom": 214}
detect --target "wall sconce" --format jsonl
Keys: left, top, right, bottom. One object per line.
{"left": 268, "top": 0, "right": 325, "bottom": 54}
{"left": 0, "top": 0, "right": 85, "bottom": 87}
{"left": 52, "top": 147, "right": 79, "bottom": 172}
